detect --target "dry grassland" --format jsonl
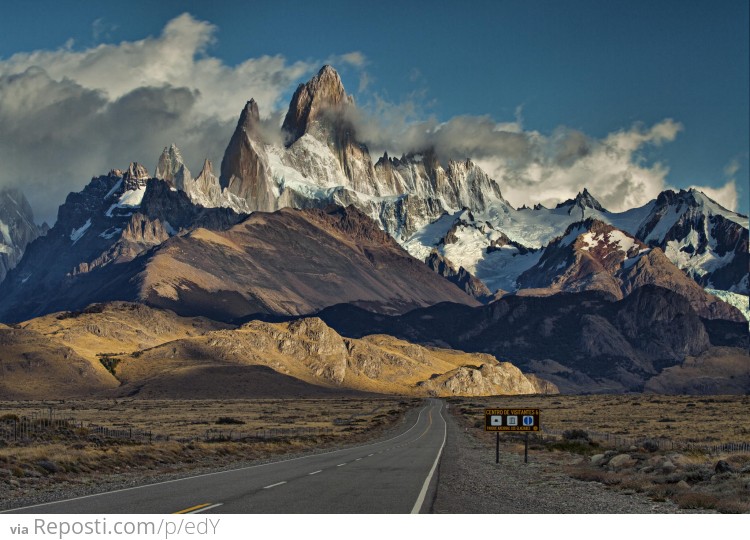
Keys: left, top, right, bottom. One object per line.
{"left": 1, "top": 398, "right": 410, "bottom": 440}
{"left": 0, "top": 398, "right": 416, "bottom": 509}
{"left": 454, "top": 393, "right": 750, "bottom": 444}
{"left": 449, "top": 394, "right": 750, "bottom": 513}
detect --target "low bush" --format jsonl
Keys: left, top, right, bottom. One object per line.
{"left": 562, "top": 429, "right": 589, "bottom": 441}
{"left": 215, "top": 417, "right": 245, "bottom": 425}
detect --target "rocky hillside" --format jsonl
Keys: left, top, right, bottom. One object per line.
{"left": 136, "top": 205, "right": 479, "bottom": 321}
{"left": 109, "top": 316, "right": 554, "bottom": 398}
{"left": 314, "top": 285, "right": 749, "bottom": 393}
{"left": 516, "top": 218, "right": 743, "bottom": 321}
{"left": 2, "top": 302, "right": 554, "bottom": 399}
{"left": 0, "top": 150, "right": 482, "bottom": 323}
{"left": 0, "top": 168, "right": 245, "bottom": 323}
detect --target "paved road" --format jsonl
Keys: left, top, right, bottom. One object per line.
{"left": 6, "top": 399, "right": 447, "bottom": 514}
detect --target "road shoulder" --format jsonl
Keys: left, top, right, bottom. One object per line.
{"left": 431, "top": 406, "right": 688, "bottom": 513}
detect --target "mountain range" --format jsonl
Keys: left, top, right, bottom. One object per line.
{"left": 0, "top": 64, "right": 747, "bottom": 396}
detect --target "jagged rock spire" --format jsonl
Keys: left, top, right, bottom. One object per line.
{"left": 155, "top": 144, "right": 191, "bottom": 191}
{"left": 281, "top": 65, "right": 352, "bottom": 145}
{"left": 123, "top": 162, "right": 149, "bottom": 190}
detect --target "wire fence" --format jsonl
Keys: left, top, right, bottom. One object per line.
{"left": 0, "top": 408, "right": 337, "bottom": 444}
{"left": 203, "top": 426, "right": 334, "bottom": 442}
{"left": 0, "top": 408, "right": 154, "bottom": 443}
{"left": 542, "top": 427, "right": 750, "bottom": 455}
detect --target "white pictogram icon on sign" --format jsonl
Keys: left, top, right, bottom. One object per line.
{"left": 523, "top": 416, "right": 534, "bottom": 426}
{"left": 490, "top": 416, "right": 502, "bottom": 426}
{"left": 506, "top": 415, "right": 518, "bottom": 426}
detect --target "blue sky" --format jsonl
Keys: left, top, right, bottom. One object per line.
{"left": 1, "top": 0, "right": 747, "bottom": 220}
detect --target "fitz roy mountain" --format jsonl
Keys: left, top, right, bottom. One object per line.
{"left": 0, "top": 65, "right": 746, "bottom": 323}
{"left": 153, "top": 65, "right": 748, "bottom": 300}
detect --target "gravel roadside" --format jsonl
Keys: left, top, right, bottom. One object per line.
{"left": 431, "top": 406, "right": 699, "bottom": 513}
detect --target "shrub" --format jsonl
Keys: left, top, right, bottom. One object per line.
{"left": 640, "top": 440, "right": 660, "bottom": 452}
{"left": 563, "top": 429, "right": 590, "bottom": 441}
{"left": 216, "top": 417, "right": 245, "bottom": 425}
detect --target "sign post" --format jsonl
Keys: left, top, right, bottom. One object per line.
{"left": 496, "top": 432, "right": 500, "bottom": 464}
{"left": 484, "top": 408, "right": 541, "bottom": 464}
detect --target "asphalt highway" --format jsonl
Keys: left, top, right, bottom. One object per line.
{"left": 6, "top": 399, "right": 447, "bottom": 514}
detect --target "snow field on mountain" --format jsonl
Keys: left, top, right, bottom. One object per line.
{"left": 706, "top": 288, "right": 749, "bottom": 322}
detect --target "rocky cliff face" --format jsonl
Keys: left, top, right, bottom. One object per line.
{"left": 219, "top": 99, "right": 276, "bottom": 212}
{"left": 155, "top": 144, "right": 191, "bottom": 191}
{"left": 0, "top": 187, "right": 44, "bottom": 283}
{"left": 147, "top": 65, "right": 746, "bottom": 304}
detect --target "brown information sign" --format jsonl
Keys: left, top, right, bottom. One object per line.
{"left": 485, "top": 408, "right": 540, "bottom": 432}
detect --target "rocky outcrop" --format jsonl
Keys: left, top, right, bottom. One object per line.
{"left": 417, "top": 363, "right": 557, "bottom": 396}
{"left": 555, "top": 188, "right": 607, "bottom": 218}
{"left": 123, "top": 162, "right": 150, "bottom": 190}
{"left": 282, "top": 65, "right": 353, "bottom": 144}
{"left": 187, "top": 159, "right": 223, "bottom": 208}
{"left": 426, "top": 250, "right": 493, "bottom": 302}
{"left": 219, "top": 99, "right": 275, "bottom": 212}
{"left": 0, "top": 187, "right": 44, "bottom": 283}
{"left": 103, "top": 312, "right": 550, "bottom": 397}
{"left": 155, "top": 144, "right": 191, "bottom": 191}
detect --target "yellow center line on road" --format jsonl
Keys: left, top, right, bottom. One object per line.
{"left": 411, "top": 408, "right": 434, "bottom": 443}
{"left": 173, "top": 503, "right": 212, "bottom": 514}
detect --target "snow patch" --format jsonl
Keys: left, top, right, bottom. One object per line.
{"left": 692, "top": 190, "right": 749, "bottom": 228}
{"left": 70, "top": 218, "right": 92, "bottom": 244}
{"left": 705, "top": 288, "right": 749, "bottom": 323}
{"left": 580, "top": 230, "right": 635, "bottom": 253}
{"left": 106, "top": 185, "right": 147, "bottom": 217}
{"left": 0, "top": 220, "right": 10, "bottom": 243}
{"left": 103, "top": 179, "right": 123, "bottom": 200}
{"left": 99, "top": 227, "right": 122, "bottom": 240}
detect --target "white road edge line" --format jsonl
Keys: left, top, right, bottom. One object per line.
{"left": 308, "top": 470, "right": 322, "bottom": 475}
{"left": 355, "top": 458, "right": 362, "bottom": 461}
{"left": 3, "top": 405, "right": 429, "bottom": 513}
{"left": 189, "top": 503, "right": 223, "bottom": 514}
{"left": 337, "top": 463, "right": 347, "bottom": 467}
{"left": 368, "top": 454, "right": 374, "bottom": 457}
{"left": 410, "top": 402, "right": 447, "bottom": 514}
{"left": 263, "top": 481, "right": 287, "bottom": 489}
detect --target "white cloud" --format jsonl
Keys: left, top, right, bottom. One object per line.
{"left": 0, "top": 13, "right": 340, "bottom": 223}
{"left": 723, "top": 158, "right": 740, "bottom": 179}
{"left": 0, "top": 13, "right": 314, "bottom": 122}
{"left": 349, "top": 92, "right": 683, "bottom": 212}
{"left": 690, "top": 157, "right": 740, "bottom": 211}
{"left": 690, "top": 181, "right": 738, "bottom": 212}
